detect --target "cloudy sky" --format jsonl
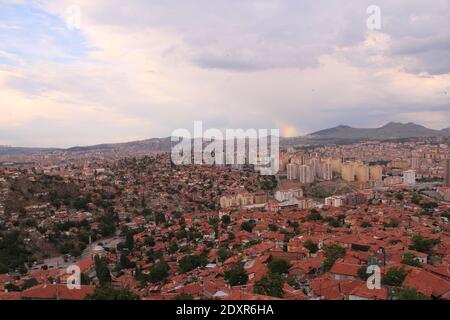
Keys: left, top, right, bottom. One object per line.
{"left": 1, "top": 0, "right": 449, "bottom": 147}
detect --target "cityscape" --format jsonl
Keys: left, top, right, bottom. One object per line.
{"left": 0, "top": 0, "right": 449, "bottom": 306}
{"left": 0, "top": 130, "right": 449, "bottom": 301}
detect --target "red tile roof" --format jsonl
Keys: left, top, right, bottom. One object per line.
{"left": 329, "top": 262, "right": 360, "bottom": 277}
{"left": 21, "top": 284, "right": 95, "bottom": 300}
{"left": 349, "top": 283, "right": 388, "bottom": 300}
{"left": 403, "top": 268, "right": 450, "bottom": 298}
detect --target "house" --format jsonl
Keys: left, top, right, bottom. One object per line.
{"left": 403, "top": 269, "right": 450, "bottom": 299}
{"left": 289, "top": 257, "right": 323, "bottom": 280}
{"left": 21, "top": 284, "right": 95, "bottom": 300}
{"left": 329, "top": 262, "right": 360, "bottom": 280}
{"left": 348, "top": 283, "right": 388, "bottom": 300}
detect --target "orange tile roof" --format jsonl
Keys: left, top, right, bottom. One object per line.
{"left": 329, "top": 262, "right": 360, "bottom": 277}
{"left": 349, "top": 283, "right": 388, "bottom": 300}
{"left": 21, "top": 284, "right": 95, "bottom": 300}
{"left": 403, "top": 269, "right": 450, "bottom": 298}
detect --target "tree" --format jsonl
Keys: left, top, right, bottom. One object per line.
{"left": 168, "top": 241, "right": 179, "bottom": 254}
{"left": 327, "top": 218, "right": 341, "bottom": 228}
{"left": 421, "top": 201, "right": 438, "bottom": 210}
{"left": 118, "top": 253, "right": 136, "bottom": 270}
{"left": 224, "top": 268, "right": 248, "bottom": 286}
{"left": 217, "top": 246, "right": 230, "bottom": 262}
{"left": 149, "top": 260, "right": 169, "bottom": 283}
{"left": 382, "top": 267, "right": 408, "bottom": 287}
{"left": 357, "top": 266, "right": 369, "bottom": 281}
{"left": 0, "top": 263, "right": 8, "bottom": 275}
{"left": 384, "top": 218, "right": 399, "bottom": 228}
{"left": 411, "top": 194, "right": 422, "bottom": 205}
{"left": 401, "top": 253, "right": 422, "bottom": 268}
{"left": 94, "top": 256, "right": 111, "bottom": 286}
{"left": 253, "top": 273, "right": 284, "bottom": 298}
{"left": 360, "top": 221, "right": 372, "bottom": 228}
{"left": 179, "top": 255, "right": 207, "bottom": 273}
{"left": 85, "top": 286, "right": 140, "bottom": 300}
{"left": 0, "top": 230, "right": 31, "bottom": 272}
{"left": 208, "top": 217, "right": 219, "bottom": 227}
{"left": 240, "top": 220, "right": 256, "bottom": 233}
{"left": 74, "top": 196, "right": 89, "bottom": 210}
{"left": 125, "top": 231, "right": 135, "bottom": 251}
{"left": 303, "top": 240, "right": 319, "bottom": 254}
{"left": 288, "top": 221, "right": 299, "bottom": 229}
{"left": 323, "top": 244, "right": 346, "bottom": 272}
{"left": 395, "top": 193, "right": 404, "bottom": 201}
{"left": 392, "top": 287, "right": 431, "bottom": 300}
{"left": 221, "top": 215, "right": 231, "bottom": 225}
{"left": 98, "top": 212, "right": 117, "bottom": 237}
{"left": 307, "top": 210, "right": 322, "bottom": 221}
{"left": 21, "top": 278, "right": 39, "bottom": 290}
{"left": 268, "top": 258, "right": 291, "bottom": 275}
{"left": 144, "top": 236, "right": 155, "bottom": 247}
{"left": 172, "top": 293, "right": 194, "bottom": 300}
{"left": 155, "top": 212, "right": 166, "bottom": 225}
{"left": 409, "top": 235, "right": 440, "bottom": 254}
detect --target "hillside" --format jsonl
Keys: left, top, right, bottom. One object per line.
{"left": 308, "top": 122, "right": 447, "bottom": 140}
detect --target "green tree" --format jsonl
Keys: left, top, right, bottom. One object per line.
{"left": 85, "top": 286, "right": 140, "bottom": 300}
{"left": 179, "top": 255, "right": 207, "bottom": 273}
{"left": 303, "top": 240, "right": 319, "bottom": 254}
{"left": 307, "top": 210, "right": 322, "bottom": 221}
{"left": 168, "top": 241, "right": 179, "bottom": 254}
{"left": 384, "top": 218, "right": 399, "bottom": 228}
{"left": 357, "top": 266, "right": 369, "bottom": 281}
{"left": 360, "top": 221, "right": 372, "bottom": 228}
{"left": 382, "top": 267, "right": 408, "bottom": 287}
{"left": 401, "top": 253, "right": 422, "bottom": 268}
{"left": 409, "top": 235, "right": 440, "bottom": 254}
{"left": 224, "top": 268, "right": 248, "bottom": 286}
{"left": 172, "top": 293, "right": 194, "bottom": 300}
{"left": 5, "top": 283, "right": 20, "bottom": 292}
{"left": 21, "top": 278, "right": 39, "bottom": 290}
{"left": 144, "top": 236, "right": 155, "bottom": 247}
{"left": 411, "top": 194, "right": 422, "bottom": 205}
{"left": 323, "top": 244, "right": 346, "bottom": 272}
{"left": 392, "top": 287, "right": 431, "bottom": 300}
{"left": 240, "top": 220, "right": 256, "bottom": 233}
{"left": 221, "top": 215, "right": 231, "bottom": 225}
{"left": 217, "top": 246, "right": 230, "bottom": 262}
{"left": 253, "top": 273, "right": 284, "bottom": 298}
{"left": 0, "top": 230, "right": 31, "bottom": 271}
{"left": 395, "top": 193, "right": 404, "bottom": 201}
{"left": 0, "top": 263, "right": 8, "bottom": 274}
{"left": 94, "top": 256, "right": 111, "bottom": 286}
{"left": 149, "top": 260, "right": 169, "bottom": 283}
{"left": 268, "top": 258, "right": 291, "bottom": 275}
{"left": 125, "top": 231, "right": 135, "bottom": 251}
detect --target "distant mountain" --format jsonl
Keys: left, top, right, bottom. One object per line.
{"left": 66, "top": 137, "right": 173, "bottom": 153}
{"left": 308, "top": 122, "right": 448, "bottom": 140}
{"left": 1, "top": 122, "right": 449, "bottom": 157}
{"left": 442, "top": 127, "right": 450, "bottom": 135}
{"left": 0, "top": 146, "right": 56, "bottom": 155}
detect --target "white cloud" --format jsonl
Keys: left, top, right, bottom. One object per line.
{"left": 0, "top": 0, "right": 449, "bottom": 147}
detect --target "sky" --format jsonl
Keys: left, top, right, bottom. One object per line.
{"left": 0, "top": 0, "right": 449, "bottom": 147}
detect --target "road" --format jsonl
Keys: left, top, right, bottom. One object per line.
{"left": 32, "top": 233, "right": 123, "bottom": 273}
